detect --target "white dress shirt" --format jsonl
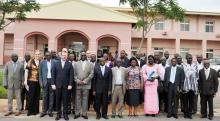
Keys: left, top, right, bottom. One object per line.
{"left": 204, "top": 67, "right": 210, "bottom": 80}
{"left": 115, "top": 67, "right": 122, "bottom": 85}
{"left": 170, "top": 66, "right": 177, "bottom": 83}
{"left": 100, "top": 65, "right": 105, "bottom": 76}
{"left": 81, "top": 60, "right": 86, "bottom": 71}
{"left": 47, "top": 60, "right": 52, "bottom": 78}
{"left": 61, "top": 60, "right": 65, "bottom": 68}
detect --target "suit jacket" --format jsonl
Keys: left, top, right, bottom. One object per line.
{"left": 51, "top": 60, "right": 74, "bottom": 88}
{"left": 164, "top": 66, "right": 185, "bottom": 90}
{"left": 39, "top": 59, "right": 56, "bottom": 87}
{"left": 91, "top": 62, "right": 99, "bottom": 90}
{"left": 4, "top": 61, "right": 24, "bottom": 89}
{"left": 111, "top": 66, "right": 127, "bottom": 94}
{"left": 198, "top": 68, "right": 219, "bottom": 95}
{"left": 121, "top": 57, "right": 130, "bottom": 68}
{"left": 93, "top": 65, "right": 112, "bottom": 93}
{"left": 74, "top": 60, "right": 94, "bottom": 89}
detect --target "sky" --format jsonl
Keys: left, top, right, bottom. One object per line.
{"left": 36, "top": 0, "right": 220, "bottom": 13}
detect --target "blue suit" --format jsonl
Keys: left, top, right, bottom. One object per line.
{"left": 39, "top": 59, "right": 56, "bottom": 114}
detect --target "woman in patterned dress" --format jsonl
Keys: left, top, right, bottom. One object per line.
{"left": 126, "top": 57, "right": 143, "bottom": 117}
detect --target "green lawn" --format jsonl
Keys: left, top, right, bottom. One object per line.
{"left": 0, "top": 71, "right": 7, "bottom": 99}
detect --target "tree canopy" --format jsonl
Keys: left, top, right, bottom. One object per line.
{"left": 0, "top": 0, "right": 40, "bottom": 30}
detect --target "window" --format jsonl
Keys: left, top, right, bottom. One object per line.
{"left": 180, "top": 19, "right": 190, "bottom": 31}
{"left": 154, "top": 47, "right": 164, "bottom": 58}
{"left": 180, "top": 48, "right": 189, "bottom": 60}
{"left": 206, "top": 49, "right": 214, "bottom": 59}
{"left": 155, "top": 21, "right": 165, "bottom": 30}
{"left": 205, "top": 21, "right": 214, "bottom": 32}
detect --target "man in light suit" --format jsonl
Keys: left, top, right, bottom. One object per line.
{"left": 93, "top": 58, "right": 112, "bottom": 119}
{"left": 164, "top": 58, "right": 185, "bottom": 119}
{"left": 111, "top": 58, "right": 127, "bottom": 118}
{"left": 51, "top": 48, "right": 74, "bottom": 121}
{"left": 198, "top": 59, "right": 219, "bottom": 120}
{"left": 4, "top": 53, "right": 24, "bottom": 116}
{"left": 74, "top": 51, "right": 94, "bottom": 119}
{"left": 39, "top": 51, "right": 56, "bottom": 117}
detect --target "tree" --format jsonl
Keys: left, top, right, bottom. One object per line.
{"left": 0, "top": 0, "right": 40, "bottom": 30}
{"left": 119, "top": 0, "right": 185, "bottom": 53}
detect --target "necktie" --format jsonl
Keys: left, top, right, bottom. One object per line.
{"left": 13, "top": 63, "right": 17, "bottom": 73}
{"left": 205, "top": 69, "right": 208, "bottom": 80}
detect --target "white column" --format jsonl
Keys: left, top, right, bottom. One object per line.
{"left": 202, "top": 39, "right": 207, "bottom": 58}
{"left": 175, "top": 38, "right": 180, "bottom": 54}
{"left": 147, "top": 37, "right": 152, "bottom": 56}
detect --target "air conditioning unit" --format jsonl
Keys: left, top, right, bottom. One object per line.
{"left": 216, "top": 34, "right": 220, "bottom": 38}
{"left": 162, "top": 31, "right": 167, "bottom": 36}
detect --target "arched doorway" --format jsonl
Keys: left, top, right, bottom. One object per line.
{"left": 97, "top": 35, "right": 119, "bottom": 58}
{"left": 57, "top": 31, "right": 89, "bottom": 57}
{"left": 25, "top": 33, "right": 49, "bottom": 55}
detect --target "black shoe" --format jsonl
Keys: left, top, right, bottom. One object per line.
{"left": 27, "top": 113, "right": 32, "bottom": 116}
{"left": 145, "top": 114, "right": 149, "bottom": 116}
{"left": 184, "top": 114, "right": 188, "bottom": 118}
{"left": 209, "top": 117, "right": 213, "bottom": 120}
{"left": 188, "top": 115, "right": 192, "bottom": 119}
{"left": 40, "top": 113, "right": 46, "bottom": 117}
{"left": 118, "top": 115, "right": 123, "bottom": 118}
{"left": 64, "top": 115, "right": 69, "bottom": 121}
{"left": 96, "top": 115, "right": 101, "bottom": 120}
{"left": 82, "top": 115, "right": 88, "bottom": 119}
{"left": 201, "top": 115, "right": 207, "bottom": 118}
{"left": 173, "top": 115, "right": 178, "bottom": 119}
{"left": 48, "top": 113, "right": 53, "bottom": 117}
{"left": 55, "top": 115, "right": 61, "bottom": 120}
{"left": 74, "top": 115, "right": 80, "bottom": 119}
{"left": 167, "top": 114, "right": 172, "bottom": 118}
{"left": 111, "top": 115, "right": 115, "bottom": 118}
{"left": 102, "top": 116, "right": 109, "bottom": 119}
{"left": 152, "top": 114, "right": 156, "bottom": 117}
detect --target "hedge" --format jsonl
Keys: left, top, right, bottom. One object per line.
{"left": 0, "top": 71, "right": 7, "bottom": 99}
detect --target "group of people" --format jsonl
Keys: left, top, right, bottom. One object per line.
{"left": 3, "top": 48, "right": 219, "bottom": 121}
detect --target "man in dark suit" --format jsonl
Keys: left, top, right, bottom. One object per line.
{"left": 93, "top": 58, "right": 112, "bottom": 119}
{"left": 39, "top": 51, "right": 56, "bottom": 117}
{"left": 51, "top": 48, "right": 74, "bottom": 121}
{"left": 88, "top": 54, "right": 98, "bottom": 111}
{"left": 164, "top": 58, "right": 185, "bottom": 119}
{"left": 198, "top": 59, "right": 219, "bottom": 120}
{"left": 21, "top": 53, "right": 31, "bottom": 111}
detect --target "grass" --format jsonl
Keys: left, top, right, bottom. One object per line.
{"left": 0, "top": 70, "right": 7, "bottom": 99}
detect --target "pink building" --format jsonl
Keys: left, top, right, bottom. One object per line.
{"left": 0, "top": 0, "right": 220, "bottom": 65}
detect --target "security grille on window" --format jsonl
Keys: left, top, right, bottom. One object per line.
{"left": 180, "top": 48, "right": 189, "bottom": 60}
{"left": 205, "top": 21, "right": 214, "bottom": 32}
{"left": 206, "top": 49, "right": 214, "bottom": 59}
{"left": 155, "top": 21, "right": 165, "bottom": 30}
{"left": 154, "top": 48, "right": 164, "bottom": 58}
{"left": 180, "top": 19, "right": 190, "bottom": 31}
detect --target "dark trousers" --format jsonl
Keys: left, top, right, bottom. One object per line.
{"left": 167, "top": 83, "right": 178, "bottom": 116}
{"left": 21, "top": 87, "right": 29, "bottom": 110}
{"left": 56, "top": 87, "right": 68, "bottom": 115}
{"left": 193, "top": 94, "right": 198, "bottom": 113}
{"left": 200, "top": 95, "right": 214, "bottom": 117}
{"left": 28, "top": 81, "right": 40, "bottom": 115}
{"left": 88, "top": 89, "right": 95, "bottom": 111}
{"left": 95, "top": 92, "right": 109, "bottom": 117}
{"left": 159, "top": 90, "right": 168, "bottom": 112}
{"left": 183, "top": 90, "right": 195, "bottom": 116}
{"left": 42, "top": 80, "right": 54, "bottom": 114}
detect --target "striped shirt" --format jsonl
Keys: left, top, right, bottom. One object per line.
{"left": 182, "top": 63, "right": 198, "bottom": 94}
